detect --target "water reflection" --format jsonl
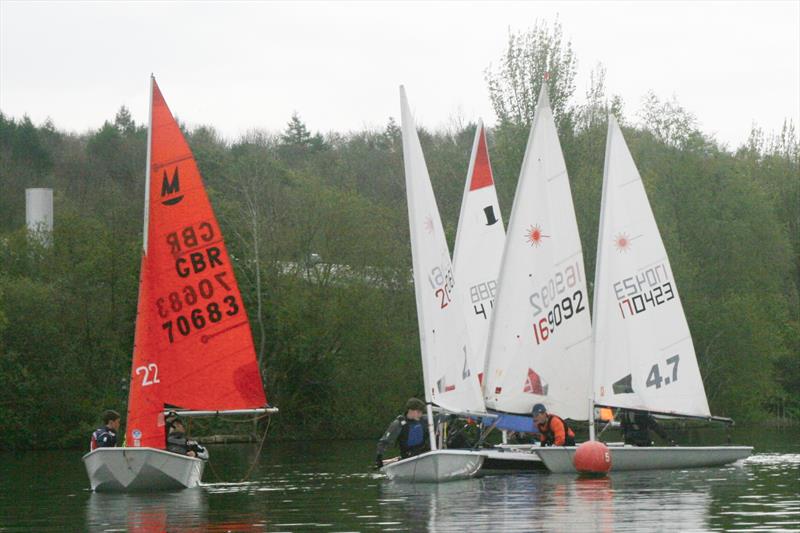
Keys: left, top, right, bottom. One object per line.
{"left": 86, "top": 487, "right": 207, "bottom": 532}
{"left": 381, "top": 470, "right": 716, "bottom": 532}
{"left": 712, "top": 454, "right": 800, "bottom": 532}
{"left": 2, "top": 433, "right": 794, "bottom": 531}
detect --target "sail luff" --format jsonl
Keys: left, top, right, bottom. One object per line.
{"left": 126, "top": 77, "right": 163, "bottom": 448}
{"left": 400, "top": 86, "right": 434, "bottom": 405}
{"left": 482, "top": 96, "right": 541, "bottom": 395}
{"left": 589, "top": 115, "right": 618, "bottom": 438}
{"left": 399, "top": 86, "right": 485, "bottom": 414}
{"left": 452, "top": 119, "right": 484, "bottom": 263}
{"left": 452, "top": 120, "right": 505, "bottom": 388}
{"left": 142, "top": 75, "right": 154, "bottom": 253}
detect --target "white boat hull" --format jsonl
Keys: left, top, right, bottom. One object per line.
{"left": 380, "top": 449, "right": 484, "bottom": 483}
{"left": 478, "top": 446, "right": 545, "bottom": 473}
{"left": 535, "top": 445, "right": 753, "bottom": 473}
{"left": 82, "top": 447, "right": 205, "bottom": 491}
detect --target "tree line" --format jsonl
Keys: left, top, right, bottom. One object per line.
{"left": 0, "top": 21, "right": 797, "bottom": 449}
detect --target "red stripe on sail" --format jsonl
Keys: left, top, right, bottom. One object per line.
{"left": 469, "top": 126, "right": 494, "bottom": 191}
{"left": 126, "top": 79, "right": 266, "bottom": 449}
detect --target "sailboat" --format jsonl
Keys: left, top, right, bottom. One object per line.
{"left": 483, "top": 84, "right": 593, "bottom": 423}
{"left": 379, "top": 87, "right": 486, "bottom": 482}
{"left": 535, "top": 115, "right": 752, "bottom": 472}
{"left": 83, "top": 76, "right": 277, "bottom": 491}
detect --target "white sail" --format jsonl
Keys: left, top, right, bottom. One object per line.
{"left": 483, "top": 85, "right": 592, "bottom": 419}
{"left": 592, "top": 116, "right": 710, "bottom": 417}
{"left": 400, "top": 86, "right": 485, "bottom": 414}
{"left": 452, "top": 121, "right": 505, "bottom": 388}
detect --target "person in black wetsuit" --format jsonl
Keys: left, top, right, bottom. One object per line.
{"left": 90, "top": 410, "right": 120, "bottom": 450}
{"left": 165, "top": 414, "right": 208, "bottom": 459}
{"left": 619, "top": 409, "right": 676, "bottom": 446}
{"left": 375, "top": 398, "right": 430, "bottom": 468}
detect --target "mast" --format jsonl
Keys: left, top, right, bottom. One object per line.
{"left": 589, "top": 116, "right": 616, "bottom": 441}
{"left": 126, "top": 75, "right": 155, "bottom": 447}
{"left": 142, "top": 74, "right": 154, "bottom": 253}
{"left": 426, "top": 403, "right": 437, "bottom": 452}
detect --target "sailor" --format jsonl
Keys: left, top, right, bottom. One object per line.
{"left": 90, "top": 410, "right": 121, "bottom": 450}
{"left": 165, "top": 413, "right": 209, "bottom": 459}
{"left": 375, "top": 398, "right": 430, "bottom": 468}
{"left": 532, "top": 403, "right": 575, "bottom": 446}
{"left": 619, "top": 409, "right": 676, "bottom": 446}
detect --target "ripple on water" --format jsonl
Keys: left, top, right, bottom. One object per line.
{"left": 744, "top": 453, "right": 800, "bottom": 465}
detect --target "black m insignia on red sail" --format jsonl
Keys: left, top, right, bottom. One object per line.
{"left": 161, "top": 167, "right": 184, "bottom": 206}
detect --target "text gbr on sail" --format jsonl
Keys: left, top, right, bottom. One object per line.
{"left": 165, "top": 222, "right": 225, "bottom": 278}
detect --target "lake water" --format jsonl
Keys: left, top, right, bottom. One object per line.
{"left": 0, "top": 428, "right": 797, "bottom": 532}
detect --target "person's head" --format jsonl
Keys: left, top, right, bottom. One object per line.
{"left": 405, "top": 398, "right": 426, "bottom": 420}
{"left": 165, "top": 412, "right": 185, "bottom": 433}
{"left": 531, "top": 403, "right": 548, "bottom": 424}
{"left": 103, "top": 410, "right": 121, "bottom": 430}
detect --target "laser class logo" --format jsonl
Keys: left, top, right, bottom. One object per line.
{"left": 525, "top": 224, "right": 549, "bottom": 247}
{"left": 423, "top": 215, "right": 435, "bottom": 234}
{"left": 160, "top": 167, "right": 184, "bottom": 206}
{"left": 614, "top": 232, "right": 632, "bottom": 252}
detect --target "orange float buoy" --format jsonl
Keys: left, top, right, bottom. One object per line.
{"left": 574, "top": 441, "right": 612, "bottom": 475}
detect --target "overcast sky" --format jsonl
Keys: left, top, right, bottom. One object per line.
{"left": 1, "top": 1, "right": 798, "bottom": 149}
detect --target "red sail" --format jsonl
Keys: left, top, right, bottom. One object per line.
{"left": 126, "top": 78, "right": 267, "bottom": 448}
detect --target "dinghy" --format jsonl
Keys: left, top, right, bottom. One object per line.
{"left": 83, "top": 77, "right": 276, "bottom": 491}
{"left": 380, "top": 87, "right": 486, "bottom": 482}
{"left": 535, "top": 115, "right": 752, "bottom": 472}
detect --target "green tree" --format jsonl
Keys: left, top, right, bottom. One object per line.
{"left": 279, "top": 113, "right": 325, "bottom": 158}
{"left": 485, "top": 19, "right": 577, "bottom": 128}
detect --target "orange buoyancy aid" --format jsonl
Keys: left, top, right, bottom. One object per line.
{"left": 537, "top": 414, "right": 576, "bottom": 446}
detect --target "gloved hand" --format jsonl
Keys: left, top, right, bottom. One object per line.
{"left": 375, "top": 455, "right": 383, "bottom": 469}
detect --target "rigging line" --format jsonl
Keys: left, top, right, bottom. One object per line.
{"left": 196, "top": 413, "right": 273, "bottom": 483}
{"left": 238, "top": 415, "right": 272, "bottom": 483}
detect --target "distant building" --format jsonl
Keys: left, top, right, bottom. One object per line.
{"left": 26, "top": 188, "right": 53, "bottom": 244}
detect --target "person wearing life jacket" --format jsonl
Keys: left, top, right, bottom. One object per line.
{"left": 90, "top": 410, "right": 121, "bottom": 450}
{"left": 375, "top": 398, "right": 430, "bottom": 468}
{"left": 165, "top": 413, "right": 209, "bottom": 459}
{"left": 532, "top": 403, "right": 575, "bottom": 446}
